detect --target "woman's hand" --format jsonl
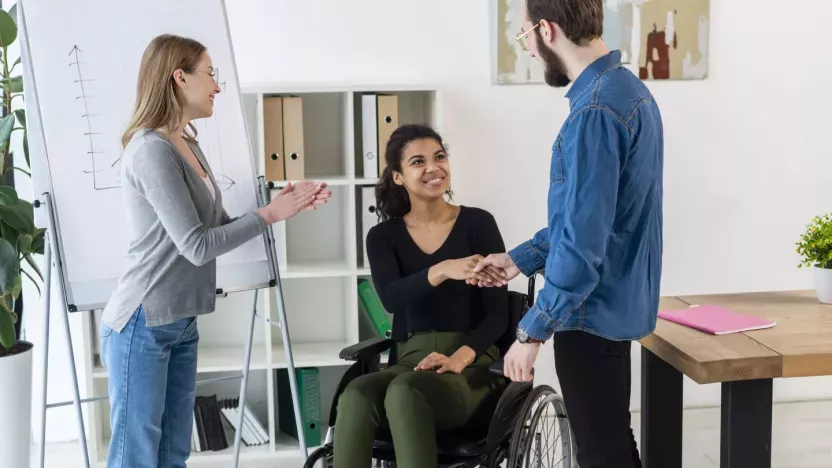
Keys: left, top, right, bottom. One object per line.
{"left": 414, "top": 347, "right": 475, "bottom": 375}
{"left": 292, "top": 180, "right": 332, "bottom": 211}
{"left": 256, "top": 181, "right": 331, "bottom": 224}
{"left": 429, "top": 255, "right": 507, "bottom": 286}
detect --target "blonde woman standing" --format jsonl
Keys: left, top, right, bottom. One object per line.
{"left": 99, "top": 34, "right": 331, "bottom": 468}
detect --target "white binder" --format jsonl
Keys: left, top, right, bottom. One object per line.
{"left": 362, "top": 94, "right": 379, "bottom": 179}
{"left": 361, "top": 186, "right": 379, "bottom": 268}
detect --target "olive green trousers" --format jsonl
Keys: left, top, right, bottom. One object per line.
{"left": 332, "top": 331, "right": 504, "bottom": 468}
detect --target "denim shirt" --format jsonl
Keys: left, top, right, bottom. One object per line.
{"left": 509, "top": 50, "right": 664, "bottom": 342}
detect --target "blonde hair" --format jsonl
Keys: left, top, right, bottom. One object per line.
{"left": 121, "top": 34, "right": 206, "bottom": 148}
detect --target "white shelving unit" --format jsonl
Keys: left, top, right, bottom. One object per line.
{"left": 80, "top": 85, "right": 442, "bottom": 465}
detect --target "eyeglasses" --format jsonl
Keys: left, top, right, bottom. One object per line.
{"left": 515, "top": 22, "right": 540, "bottom": 52}
{"left": 181, "top": 67, "right": 220, "bottom": 85}
{"left": 198, "top": 68, "right": 219, "bottom": 85}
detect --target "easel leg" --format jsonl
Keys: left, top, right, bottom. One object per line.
{"left": 232, "top": 289, "right": 259, "bottom": 468}
{"left": 44, "top": 193, "right": 91, "bottom": 468}
{"left": 255, "top": 176, "right": 307, "bottom": 458}
{"left": 38, "top": 233, "right": 53, "bottom": 468}
{"left": 270, "top": 285, "right": 308, "bottom": 458}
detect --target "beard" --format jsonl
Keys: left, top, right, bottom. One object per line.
{"left": 535, "top": 32, "right": 571, "bottom": 88}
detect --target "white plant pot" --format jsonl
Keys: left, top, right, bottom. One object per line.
{"left": 0, "top": 341, "right": 34, "bottom": 468}
{"left": 813, "top": 267, "right": 832, "bottom": 304}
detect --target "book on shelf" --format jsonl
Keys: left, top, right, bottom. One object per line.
{"left": 276, "top": 367, "right": 322, "bottom": 447}
{"left": 191, "top": 395, "right": 269, "bottom": 452}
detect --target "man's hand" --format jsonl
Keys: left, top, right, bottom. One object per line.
{"left": 503, "top": 340, "right": 541, "bottom": 382}
{"left": 467, "top": 253, "right": 521, "bottom": 287}
{"left": 434, "top": 255, "right": 507, "bottom": 284}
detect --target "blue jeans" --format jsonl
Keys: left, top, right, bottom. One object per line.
{"left": 100, "top": 305, "right": 199, "bottom": 468}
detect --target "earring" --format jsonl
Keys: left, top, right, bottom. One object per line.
{"left": 445, "top": 185, "right": 454, "bottom": 200}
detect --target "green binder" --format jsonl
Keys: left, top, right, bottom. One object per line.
{"left": 276, "top": 367, "right": 321, "bottom": 447}
{"left": 358, "top": 280, "right": 392, "bottom": 338}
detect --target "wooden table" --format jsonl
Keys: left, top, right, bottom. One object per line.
{"left": 639, "top": 291, "right": 832, "bottom": 468}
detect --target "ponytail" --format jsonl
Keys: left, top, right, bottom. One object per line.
{"left": 373, "top": 124, "right": 447, "bottom": 222}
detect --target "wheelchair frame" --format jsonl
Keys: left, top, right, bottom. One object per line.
{"left": 302, "top": 277, "right": 574, "bottom": 468}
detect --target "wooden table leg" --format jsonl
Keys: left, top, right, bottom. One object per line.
{"left": 641, "top": 347, "right": 683, "bottom": 468}
{"left": 720, "top": 379, "right": 773, "bottom": 468}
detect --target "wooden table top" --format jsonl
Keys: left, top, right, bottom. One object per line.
{"left": 639, "top": 291, "right": 832, "bottom": 384}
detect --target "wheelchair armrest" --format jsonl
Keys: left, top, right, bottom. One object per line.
{"left": 339, "top": 336, "right": 393, "bottom": 361}
{"left": 489, "top": 359, "right": 505, "bottom": 376}
{"left": 488, "top": 358, "right": 535, "bottom": 377}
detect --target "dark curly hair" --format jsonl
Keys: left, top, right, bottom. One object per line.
{"left": 374, "top": 124, "right": 452, "bottom": 221}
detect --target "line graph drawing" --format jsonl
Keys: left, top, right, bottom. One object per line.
{"left": 70, "top": 45, "right": 120, "bottom": 190}
{"left": 194, "top": 68, "right": 236, "bottom": 192}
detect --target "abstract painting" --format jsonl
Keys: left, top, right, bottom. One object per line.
{"left": 495, "top": 0, "right": 710, "bottom": 84}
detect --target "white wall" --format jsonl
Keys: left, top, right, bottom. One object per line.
{"left": 27, "top": 0, "right": 832, "bottom": 446}
{"left": 226, "top": 0, "right": 832, "bottom": 408}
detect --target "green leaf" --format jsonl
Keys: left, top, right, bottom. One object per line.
{"left": 10, "top": 56, "right": 20, "bottom": 73}
{"left": 5, "top": 166, "right": 30, "bottom": 177}
{"left": 23, "top": 253, "right": 42, "bottom": 282}
{"left": 23, "top": 130, "right": 28, "bottom": 168}
{"left": 30, "top": 228, "right": 44, "bottom": 255}
{"left": 0, "top": 10, "right": 18, "bottom": 48}
{"left": 0, "top": 199, "right": 34, "bottom": 234}
{"left": 21, "top": 268, "right": 40, "bottom": 297}
{"left": 0, "top": 114, "right": 14, "bottom": 146}
{"left": 18, "top": 233, "right": 31, "bottom": 254}
{"left": 0, "top": 238, "right": 18, "bottom": 294}
{"left": 13, "top": 109, "right": 24, "bottom": 128}
{"left": 8, "top": 4, "right": 17, "bottom": 25}
{"left": 0, "top": 302, "right": 15, "bottom": 349}
{"left": 11, "top": 274, "right": 21, "bottom": 299}
{"left": 0, "top": 185, "right": 17, "bottom": 205}
{"left": 0, "top": 76, "right": 22, "bottom": 93}
{"left": 0, "top": 220, "right": 16, "bottom": 247}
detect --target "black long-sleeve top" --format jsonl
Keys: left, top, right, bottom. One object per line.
{"left": 365, "top": 206, "right": 510, "bottom": 358}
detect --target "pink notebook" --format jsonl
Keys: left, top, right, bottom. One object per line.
{"left": 658, "top": 305, "right": 775, "bottom": 335}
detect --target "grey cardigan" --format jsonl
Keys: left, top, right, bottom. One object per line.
{"left": 102, "top": 129, "right": 267, "bottom": 332}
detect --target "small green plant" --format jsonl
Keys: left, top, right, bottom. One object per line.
{"left": 796, "top": 213, "right": 832, "bottom": 270}
{"left": 0, "top": 5, "right": 43, "bottom": 353}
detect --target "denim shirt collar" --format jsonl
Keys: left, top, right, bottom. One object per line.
{"left": 565, "top": 50, "right": 623, "bottom": 105}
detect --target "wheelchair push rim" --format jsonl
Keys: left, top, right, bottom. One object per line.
{"left": 508, "top": 385, "right": 573, "bottom": 468}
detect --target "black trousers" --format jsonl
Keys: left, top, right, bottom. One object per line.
{"left": 554, "top": 330, "right": 642, "bottom": 468}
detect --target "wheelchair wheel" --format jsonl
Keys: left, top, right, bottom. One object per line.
{"left": 302, "top": 446, "right": 333, "bottom": 468}
{"left": 507, "top": 385, "right": 573, "bottom": 468}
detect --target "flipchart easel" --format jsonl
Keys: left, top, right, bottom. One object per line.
{"left": 17, "top": 1, "right": 310, "bottom": 466}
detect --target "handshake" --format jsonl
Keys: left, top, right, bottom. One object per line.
{"left": 434, "top": 253, "right": 521, "bottom": 287}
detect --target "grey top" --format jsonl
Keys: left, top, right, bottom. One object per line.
{"left": 102, "top": 129, "right": 267, "bottom": 332}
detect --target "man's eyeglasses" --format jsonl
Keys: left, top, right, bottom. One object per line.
{"left": 515, "top": 22, "right": 540, "bottom": 52}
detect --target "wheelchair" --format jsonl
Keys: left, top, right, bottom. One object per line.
{"left": 302, "top": 277, "right": 575, "bottom": 468}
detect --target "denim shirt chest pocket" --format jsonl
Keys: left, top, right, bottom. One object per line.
{"left": 550, "top": 135, "right": 565, "bottom": 185}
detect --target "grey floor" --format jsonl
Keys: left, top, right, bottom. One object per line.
{"left": 40, "top": 400, "right": 832, "bottom": 467}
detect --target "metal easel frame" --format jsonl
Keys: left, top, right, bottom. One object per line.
{"left": 20, "top": 2, "right": 309, "bottom": 464}
{"left": 31, "top": 177, "right": 309, "bottom": 467}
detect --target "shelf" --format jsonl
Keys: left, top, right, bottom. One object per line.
{"left": 280, "top": 259, "right": 353, "bottom": 279}
{"left": 91, "top": 344, "right": 269, "bottom": 378}
{"left": 271, "top": 341, "right": 352, "bottom": 368}
{"left": 269, "top": 176, "right": 351, "bottom": 188}
{"left": 354, "top": 177, "right": 379, "bottom": 186}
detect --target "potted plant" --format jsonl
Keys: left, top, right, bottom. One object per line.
{"left": 797, "top": 213, "right": 832, "bottom": 304}
{"left": 0, "top": 5, "right": 44, "bottom": 468}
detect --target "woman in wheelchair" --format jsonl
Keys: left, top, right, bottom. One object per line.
{"left": 333, "top": 124, "right": 512, "bottom": 468}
